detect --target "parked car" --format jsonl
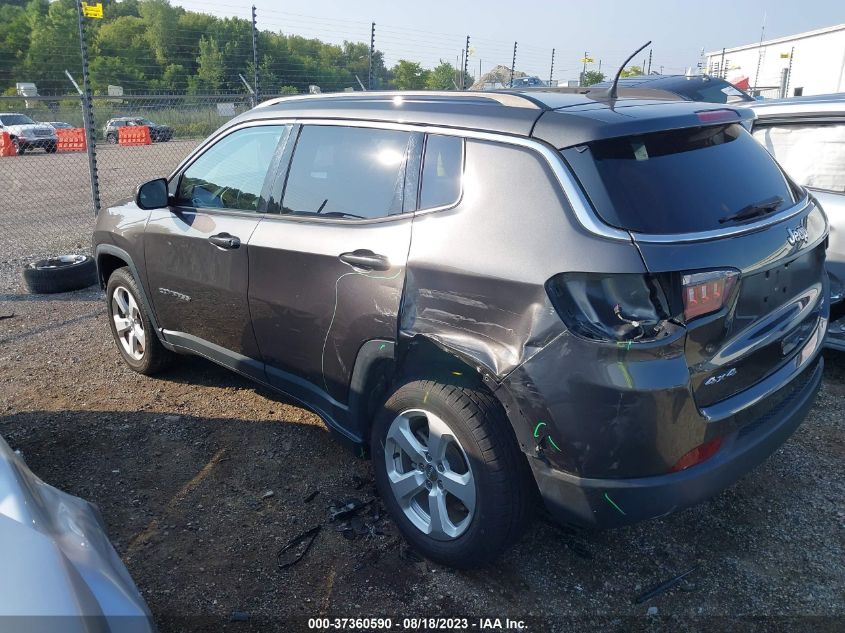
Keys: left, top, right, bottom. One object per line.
{"left": 0, "top": 112, "right": 58, "bottom": 153}
{"left": 103, "top": 117, "right": 173, "bottom": 143}
{"left": 590, "top": 73, "right": 755, "bottom": 103}
{"left": 0, "top": 434, "right": 154, "bottom": 631}
{"left": 747, "top": 93, "right": 845, "bottom": 351}
{"left": 44, "top": 121, "right": 74, "bottom": 129}
{"left": 529, "top": 74, "right": 754, "bottom": 105}
{"left": 94, "top": 91, "right": 829, "bottom": 567}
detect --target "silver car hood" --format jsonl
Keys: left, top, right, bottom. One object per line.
{"left": 0, "top": 435, "right": 154, "bottom": 632}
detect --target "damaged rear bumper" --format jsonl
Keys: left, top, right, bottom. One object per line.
{"left": 528, "top": 357, "right": 823, "bottom": 528}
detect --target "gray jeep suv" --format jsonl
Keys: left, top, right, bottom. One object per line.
{"left": 93, "top": 91, "right": 829, "bottom": 567}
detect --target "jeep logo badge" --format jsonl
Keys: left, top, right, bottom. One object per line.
{"left": 787, "top": 225, "right": 809, "bottom": 246}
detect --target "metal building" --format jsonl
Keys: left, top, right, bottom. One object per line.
{"left": 705, "top": 23, "right": 845, "bottom": 98}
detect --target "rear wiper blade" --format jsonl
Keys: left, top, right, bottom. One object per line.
{"left": 718, "top": 196, "right": 784, "bottom": 225}
{"left": 320, "top": 211, "right": 365, "bottom": 219}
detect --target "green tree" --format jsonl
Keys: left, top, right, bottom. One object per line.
{"left": 391, "top": 59, "right": 428, "bottom": 90}
{"left": 582, "top": 70, "right": 606, "bottom": 86}
{"left": 426, "top": 60, "right": 459, "bottom": 90}
{"left": 620, "top": 65, "right": 644, "bottom": 78}
{"left": 188, "top": 35, "right": 224, "bottom": 93}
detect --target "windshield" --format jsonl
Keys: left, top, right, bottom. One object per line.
{"left": 562, "top": 123, "right": 799, "bottom": 234}
{"left": 136, "top": 118, "right": 156, "bottom": 126}
{"left": 0, "top": 114, "right": 35, "bottom": 126}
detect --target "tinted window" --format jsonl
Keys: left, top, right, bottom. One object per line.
{"left": 562, "top": 123, "right": 797, "bottom": 234}
{"left": 420, "top": 135, "right": 462, "bottom": 209}
{"left": 177, "top": 125, "right": 285, "bottom": 212}
{"left": 753, "top": 123, "right": 845, "bottom": 193}
{"left": 282, "top": 126, "right": 413, "bottom": 220}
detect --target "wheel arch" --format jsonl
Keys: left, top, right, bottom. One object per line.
{"left": 349, "top": 334, "right": 506, "bottom": 450}
{"left": 95, "top": 244, "right": 166, "bottom": 343}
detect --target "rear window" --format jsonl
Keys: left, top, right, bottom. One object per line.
{"left": 562, "top": 123, "right": 798, "bottom": 234}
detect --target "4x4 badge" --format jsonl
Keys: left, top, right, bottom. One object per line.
{"left": 705, "top": 367, "right": 737, "bottom": 386}
{"left": 787, "top": 225, "right": 809, "bottom": 246}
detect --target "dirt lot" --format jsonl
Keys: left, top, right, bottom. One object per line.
{"left": 0, "top": 140, "right": 200, "bottom": 275}
{"left": 0, "top": 283, "right": 843, "bottom": 632}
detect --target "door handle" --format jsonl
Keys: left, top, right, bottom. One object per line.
{"left": 338, "top": 250, "right": 390, "bottom": 271}
{"left": 208, "top": 232, "right": 240, "bottom": 250}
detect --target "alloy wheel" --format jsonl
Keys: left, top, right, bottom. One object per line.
{"left": 384, "top": 408, "right": 476, "bottom": 540}
{"left": 111, "top": 285, "right": 145, "bottom": 361}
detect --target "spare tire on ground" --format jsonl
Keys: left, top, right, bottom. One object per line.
{"left": 22, "top": 255, "right": 97, "bottom": 294}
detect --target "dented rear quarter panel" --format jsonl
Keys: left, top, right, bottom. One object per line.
{"left": 400, "top": 136, "right": 646, "bottom": 449}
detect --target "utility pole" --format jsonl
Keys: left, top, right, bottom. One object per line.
{"left": 510, "top": 41, "right": 517, "bottom": 88}
{"left": 549, "top": 48, "right": 555, "bottom": 86}
{"left": 459, "top": 49, "right": 465, "bottom": 90}
{"left": 785, "top": 46, "right": 795, "bottom": 97}
{"left": 647, "top": 49, "right": 652, "bottom": 74}
{"left": 753, "top": 12, "right": 766, "bottom": 93}
{"left": 74, "top": 0, "right": 100, "bottom": 217}
{"left": 463, "top": 35, "right": 470, "bottom": 89}
{"left": 368, "top": 22, "right": 376, "bottom": 90}
{"left": 720, "top": 47, "right": 726, "bottom": 78}
{"left": 582, "top": 50, "right": 588, "bottom": 85}
{"left": 251, "top": 6, "right": 260, "bottom": 104}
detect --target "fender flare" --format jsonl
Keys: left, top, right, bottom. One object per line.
{"left": 95, "top": 244, "right": 168, "bottom": 345}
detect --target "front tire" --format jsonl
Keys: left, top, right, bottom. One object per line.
{"left": 372, "top": 379, "right": 531, "bottom": 568}
{"left": 106, "top": 267, "right": 172, "bottom": 375}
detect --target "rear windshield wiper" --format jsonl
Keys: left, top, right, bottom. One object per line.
{"left": 718, "top": 195, "right": 784, "bottom": 225}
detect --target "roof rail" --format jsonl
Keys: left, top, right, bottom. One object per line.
{"left": 256, "top": 90, "right": 545, "bottom": 110}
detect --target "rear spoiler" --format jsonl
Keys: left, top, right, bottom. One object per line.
{"left": 532, "top": 103, "right": 757, "bottom": 149}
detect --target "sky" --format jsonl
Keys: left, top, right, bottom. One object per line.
{"left": 175, "top": 0, "right": 844, "bottom": 82}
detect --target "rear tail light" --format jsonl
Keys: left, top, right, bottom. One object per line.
{"left": 681, "top": 270, "right": 739, "bottom": 321}
{"left": 545, "top": 273, "right": 678, "bottom": 343}
{"left": 670, "top": 437, "right": 723, "bottom": 472}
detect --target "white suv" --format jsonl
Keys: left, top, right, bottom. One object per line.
{"left": 0, "top": 112, "right": 58, "bottom": 153}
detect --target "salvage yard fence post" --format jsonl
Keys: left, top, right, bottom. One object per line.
{"left": 75, "top": 0, "right": 101, "bottom": 217}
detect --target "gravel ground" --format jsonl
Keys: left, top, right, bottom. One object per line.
{"left": 0, "top": 140, "right": 200, "bottom": 286}
{"left": 0, "top": 283, "right": 843, "bottom": 632}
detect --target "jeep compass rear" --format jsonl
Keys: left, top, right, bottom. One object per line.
{"left": 94, "top": 91, "right": 828, "bottom": 568}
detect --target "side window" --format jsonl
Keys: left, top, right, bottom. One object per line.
{"left": 177, "top": 125, "right": 286, "bottom": 212}
{"left": 282, "top": 125, "right": 415, "bottom": 220}
{"left": 753, "top": 122, "right": 845, "bottom": 193}
{"left": 420, "top": 134, "right": 463, "bottom": 209}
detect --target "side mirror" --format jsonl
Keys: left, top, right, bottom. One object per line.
{"left": 136, "top": 178, "right": 169, "bottom": 210}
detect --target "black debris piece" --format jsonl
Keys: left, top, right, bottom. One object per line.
{"left": 352, "top": 474, "right": 368, "bottom": 490}
{"left": 328, "top": 497, "right": 372, "bottom": 522}
{"left": 0, "top": 313, "right": 14, "bottom": 320}
{"left": 303, "top": 490, "right": 319, "bottom": 503}
{"left": 277, "top": 525, "right": 321, "bottom": 570}
{"left": 635, "top": 565, "right": 699, "bottom": 604}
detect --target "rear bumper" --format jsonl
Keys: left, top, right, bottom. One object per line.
{"left": 530, "top": 357, "right": 823, "bottom": 528}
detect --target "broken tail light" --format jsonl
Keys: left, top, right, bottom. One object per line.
{"left": 670, "top": 437, "right": 723, "bottom": 472}
{"left": 681, "top": 270, "right": 739, "bottom": 321}
{"left": 546, "top": 272, "right": 677, "bottom": 343}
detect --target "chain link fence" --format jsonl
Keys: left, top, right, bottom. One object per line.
{"left": 0, "top": 1, "right": 683, "bottom": 293}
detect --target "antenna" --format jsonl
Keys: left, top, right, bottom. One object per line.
{"left": 606, "top": 40, "right": 651, "bottom": 100}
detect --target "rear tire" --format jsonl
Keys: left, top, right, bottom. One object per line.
{"left": 106, "top": 133, "right": 117, "bottom": 144}
{"left": 106, "top": 267, "right": 173, "bottom": 375}
{"left": 372, "top": 379, "right": 531, "bottom": 568}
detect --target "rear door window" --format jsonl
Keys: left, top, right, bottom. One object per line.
{"left": 282, "top": 125, "right": 417, "bottom": 220}
{"left": 562, "top": 123, "right": 798, "bottom": 234}
{"left": 420, "top": 134, "right": 463, "bottom": 209}
{"left": 753, "top": 122, "right": 845, "bottom": 193}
